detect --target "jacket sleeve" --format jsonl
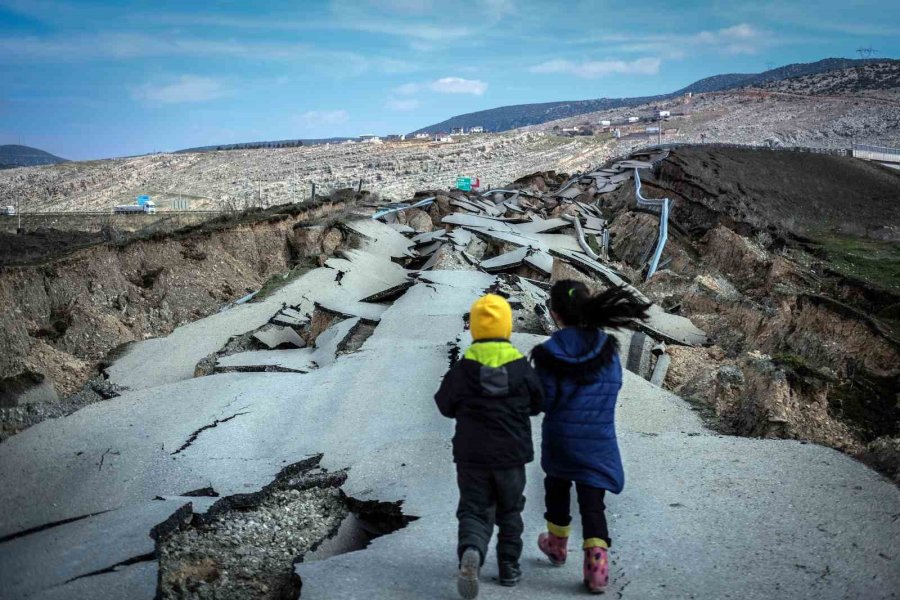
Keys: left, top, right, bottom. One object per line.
{"left": 534, "top": 364, "right": 557, "bottom": 414}
{"left": 523, "top": 363, "right": 546, "bottom": 416}
{"left": 434, "top": 363, "right": 462, "bottom": 418}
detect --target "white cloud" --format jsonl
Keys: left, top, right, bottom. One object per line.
{"left": 297, "top": 110, "right": 350, "bottom": 127}
{"left": 530, "top": 58, "right": 661, "bottom": 78}
{"left": 385, "top": 98, "right": 420, "bottom": 111}
{"left": 394, "top": 77, "right": 488, "bottom": 96}
{"left": 430, "top": 77, "right": 488, "bottom": 95}
{"left": 132, "top": 76, "right": 226, "bottom": 104}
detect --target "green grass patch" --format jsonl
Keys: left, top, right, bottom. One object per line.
{"left": 811, "top": 234, "right": 900, "bottom": 291}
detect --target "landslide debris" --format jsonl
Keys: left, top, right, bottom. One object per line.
{"left": 0, "top": 194, "right": 356, "bottom": 440}
{"left": 603, "top": 146, "right": 900, "bottom": 479}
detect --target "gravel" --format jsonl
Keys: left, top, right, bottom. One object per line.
{"left": 158, "top": 486, "right": 348, "bottom": 600}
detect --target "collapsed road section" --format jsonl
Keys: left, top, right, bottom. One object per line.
{"left": 1, "top": 151, "right": 899, "bottom": 599}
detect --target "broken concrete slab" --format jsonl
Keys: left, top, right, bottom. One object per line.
{"left": 218, "top": 318, "right": 361, "bottom": 372}
{"left": 253, "top": 326, "right": 307, "bottom": 350}
{"left": 523, "top": 250, "right": 553, "bottom": 275}
{"left": 342, "top": 218, "right": 416, "bottom": 259}
{"left": 414, "top": 270, "right": 496, "bottom": 289}
{"left": 448, "top": 228, "right": 473, "bottom": 247}
{"left": 442, "top": 213, "right": 518, "bottom": 233}
{"left": 30, "top": 560, "right": 159, "bottom": 600}
{"left": 271, "top": 313, "right": 305, "bottom": 327}
{"left": 641, "top": 304, "right": 709, "bottom": 347}
{"left": 410, "top": 230, "right": 447, "bottom": 246}
{"left": 216, "top": 348, "right": 316, "bottom": 372}
{"left": 468, "top": 227, "right": 583, "bottom": 255}
{"left": 479, "top": 247, "right": 529, "bottom": 272}
{"left": 550, "top": 251, "right": 642, "bottom": 298}
{"left": 516, "top": 217, "right": 571, "bottom": 234}
{"left": 0, "top": 499, "right": 188, "bottom": 599}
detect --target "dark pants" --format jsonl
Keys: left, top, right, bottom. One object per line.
{"left": 456, "top": 465, "right": 526, "bottom": 565}
{"left": 544, "top": 475, "right": 611, "bottom": 546}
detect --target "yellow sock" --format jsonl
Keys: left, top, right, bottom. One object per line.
{"left": 547, "top": 521, "right": 571, "bottom": 538}
{"left": 583, "top": 538, "right": 608, "bottom": 549}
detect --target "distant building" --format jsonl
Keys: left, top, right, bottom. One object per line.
{"left": 561, "top": 126, "right": 580, "bottom": 133}
{"left": 385, "top": 134, "right": 406, "bottom": 141}
{"left": 469, "top": 126, "right": 484, "bottom": 133}
{"left": 433, "top": 134, "right": 454, "bottom": 142}
{"left": 599, "top": 120, "right": 611, "bottom": 127}
{"left": 414, "top": 133, "right": 430, "bottom": 139}
{"left": 627, "top": 116, "right": 640, "bottom": 123}
{"left": 359, "top": 134, "right": 382, "bottom": 143}
{"left": 450, "top": 127, "right": 466, "bottom": 135}
{"left": 646, "top": 126, "right": 660, "bottom": 134}
{"left": 658, "top": 110, "right": 671, "bottom": 118}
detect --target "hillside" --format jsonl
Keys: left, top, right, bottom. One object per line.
{"left": 754, "top": 61, "right": 900, "bottom": 96}
{"left": 0, "top": 133, "right": 614, "bottom": 212}
{"left": 0, "top": 145, "right": 66, "bottom": 169}
{"left": 527, "top": 73, "right": 900, "bottom": 151}
{"left": 414, "top": 57, "right": 891, "bottom": 134}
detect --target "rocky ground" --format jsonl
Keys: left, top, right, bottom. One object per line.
{"left": 0, "top": 132, "right": 612, "bottom": 213}
{"left": 530, "top": 63, "right": 900, "bottom": 151}
{"left": 597, "top": 147, "right": 900, "bottom": 482}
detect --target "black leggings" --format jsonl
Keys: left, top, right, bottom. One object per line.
{"left": 543, "top": 475, "right": 610, "bottom": 546}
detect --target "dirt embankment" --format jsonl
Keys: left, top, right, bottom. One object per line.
{"left": 0, "top": 197, "right": 355, "bottom": 439}
{"left": 605, "top": 147, "right": 900, "bottom": 480}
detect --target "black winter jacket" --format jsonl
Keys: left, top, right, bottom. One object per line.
{"left": 435, "top": 339, "right": 545, "bottom": 468}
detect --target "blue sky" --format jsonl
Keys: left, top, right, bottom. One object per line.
{"left": 1, "top": 0, "right": 898, "bottom": 160}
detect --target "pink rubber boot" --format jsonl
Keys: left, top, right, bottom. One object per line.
{"left": 583, "top": 543, "right": 609, "bottom": 594}
{"left": 537, "top": 529, "right": 568, "bottom": 566}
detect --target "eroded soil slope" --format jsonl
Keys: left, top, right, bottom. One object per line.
{"left": 604, "top": 147, "right": 900, "bottom": 479}
{"left": 0, "top": 196, "right": 355, "bottom": 439}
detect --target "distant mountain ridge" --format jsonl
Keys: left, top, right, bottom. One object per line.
{"left": 0, "top": 145, "right": 66, "bottom": 169}
{"left": 413, "top": 58, "right": 895, "bottom": 134}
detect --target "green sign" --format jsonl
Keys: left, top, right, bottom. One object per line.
{"left": 456, "top": 176, "right": 471, "bottom": 191}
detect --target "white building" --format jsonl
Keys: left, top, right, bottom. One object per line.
{"left": 359, "top": 134, "right": 382, "bottom": 143}
{"left": 658, "top": 110, "right": 671, "bottom": 118}
{"left": 469, "top": 126, "right": 484, "bottom": 133}
{"left": 433, "top": 134, "right": 454, "bottom": 142}
{"left": 599, "top": 120, "right": 611, "bottom": 127}
{"left": 414, "top": 133, "right": 430, "bottom": 139}
{"left": 627, "top": 116, "right": 640, "bottom": 123}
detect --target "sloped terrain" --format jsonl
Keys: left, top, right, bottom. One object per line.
{"left": 414, "top": 58, "right": 890, "bottom": 133}
{"left": 0, "top": 133, "right": 611, "bottom": 213}
{"left": 0, "top": 144, "right": 66, "bottom": 169}
{"left": 0, "top": 157, "right": 898, "bottom": 600}
{"left": 755, "top": 61, "right": 900, "bottom": 97}
{"left": 600, "top": 146, "right": 900, "bottom": 482}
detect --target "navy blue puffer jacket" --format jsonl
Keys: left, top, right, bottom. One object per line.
{"left": 532, "top": 327, "right": 624, "bottom": 493}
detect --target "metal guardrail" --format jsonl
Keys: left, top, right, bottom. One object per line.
{"left": 633, "top": 168, "right": 670, "bottom": 280}
{"left": 851, "top": 143, "right": 900, "bottom": 162}
{"left": 631, "top": 142, "right": 852, "bottom": 157}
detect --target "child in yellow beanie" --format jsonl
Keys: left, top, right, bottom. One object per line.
{"left": 435, "top": 294, "right": 545, "bottom": 598}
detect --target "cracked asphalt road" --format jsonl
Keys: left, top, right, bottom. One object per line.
{"left": 1, "top": 230, "right": 898, "bottom": 599}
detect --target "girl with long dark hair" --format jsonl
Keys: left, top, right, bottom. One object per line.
{"left": 531, "top": 280, "right": 650, "bottom": 593}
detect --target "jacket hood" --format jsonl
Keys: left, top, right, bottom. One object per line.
{"left": 542, "top": 328, "right": 608, "bottom": 364}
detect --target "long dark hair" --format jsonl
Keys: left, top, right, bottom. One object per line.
{"left": 549, "top": 279, "right": 650, "bottom": 329}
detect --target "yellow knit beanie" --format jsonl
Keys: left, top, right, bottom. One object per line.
{"left": 470, "top": 294, "right": 512, "bottom": 340}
